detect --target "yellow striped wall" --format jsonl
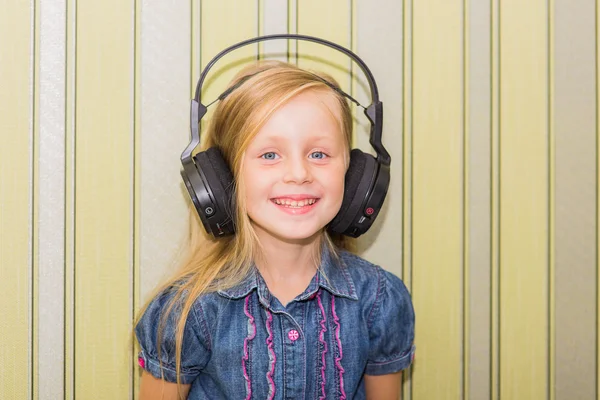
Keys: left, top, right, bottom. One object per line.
{"left": 0, "top": 0, "right": 598, "bottom": 399}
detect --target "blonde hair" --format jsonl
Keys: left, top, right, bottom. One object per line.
{"left": 134, "top": 60, "right": 356, "bottom": 394}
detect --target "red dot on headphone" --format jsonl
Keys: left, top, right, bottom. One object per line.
{"left": 365, "top": 207, "right": 375, "bottom": 216}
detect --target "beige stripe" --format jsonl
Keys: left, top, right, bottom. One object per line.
{"left": 411, "top": 0, "right": 464, "bottom": 398}
{"left": 296, "top": 0, "right": 351, "bottom": 93}
{"left": 467, "top": 0, "right": 492, "bottom": 398}
{"left": 74, "top": 1, "right": 134, "bottom": 397}
{"left": 598, "top": 0, "right": 600, "bottom": 396}
{"left": 462, "top": 0, "right": 469, "bottom": 397}
{"left": 554, "top": 0, "right": 597, "bottom": 398}
{"left": 38, "top": 0, "right": 67, "bottom": 398}
{"left": 64, "top": 0, "right": 76, "bottom": 398}
{"left": 191, "top": 0, "right": 201, "bottom": 96}
{"left": 262, "top": 0, "right": 288, "bottom": 61}
{"left": 287, "top": 0, "right": 298, "bottom": 64}
{"left": 0, "top": 1, "right": 34, "bottom": 399}
{"left": 491, "top": 0, "right": 500, "bottom": 397}
{"left": 549, "top": 2, "right": 556, "bottom": 398}
{"left": 499, "top": 0, "right": 549, "bottom": 398}
{"left": 139, "top": 0, "right": 192, "bottom": 306}
{"left": 200, "top": 1, "right": 258, "bottom": 119}
{"left": 32, "top": 1, "right": 40, "bottom": 398}
{"left": 132, "top": 0, "right": 142, "bottom": 397}
{"left": 353, "top": 0, "right": 403, "bottom": 276}
{"left": 402, "top": 0, "right": 414, "bottom": 397}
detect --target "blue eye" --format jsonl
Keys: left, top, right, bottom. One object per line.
{"left": 261, "top": 152, "right": 279, "bottom": 160}
{"left": 309, "top": 151, "right": 328, "bottom": 159}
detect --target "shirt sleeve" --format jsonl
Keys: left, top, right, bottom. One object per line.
{"left": 134, "top": 287, "right": 211, "bottom": 384}
{"left": 365, "top": 267, "right": 416, "bottom": 375}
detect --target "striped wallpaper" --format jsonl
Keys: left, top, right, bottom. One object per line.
{"left": 0, "top": 0, "right": 598, "bottom": 399}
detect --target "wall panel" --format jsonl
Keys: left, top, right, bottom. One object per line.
{"left": 411, "top": 0, "right": 464, "bottom": 398}
{"left": 38, "top": 0, "right": 67, "bottom": 398}
{"left": 499, "top": 0, "right": 549, "bottom": 398}
{"left": 2, "top": 1, "right": 600, "bottom": 399}
{"left": 0, "top": 1, "right": 34, "bottom": 399}
{"left": 354, "top": 0, "right": 404, "bottom": 308}
{"left": 74, "top": 1, "right": 134, "bottom": 398}
{"left": 467, "top": 0, "right": 492, "bottom": 397}
{"left": 260, "top": 0, "right": 288, "bottom": 61}
{"left": 64, "top": 0, "right": 76, "bottom": 397}
{"left": 200, "top": 1, "right": 258, "bottom": 112}
{"left": 554, "top": 0, "right": 597, "bottom": 399}
{"left": 402, "top": 0, "right": 414, "bottom": 397}
{"left": 296, "top": 0, "right": 352, "bottom": 93}
{"left": 139, "top": 0, "right": 191, "bottom": 309}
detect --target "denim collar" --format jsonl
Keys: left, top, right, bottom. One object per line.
{"left": 217, "top": 247, "right": 358, "bottom": 306}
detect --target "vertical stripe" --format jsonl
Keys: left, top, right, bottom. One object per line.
{"left": 191, "top": 0, "right": 201, "bottom": 96}
{"left": 554, "top": 0, "right": 598, "bottom": 399}
{"left": 296, "top": 0, "right": 352, "bottom": 93}
{"left": 200, "top": 1, "right": 258, "bottom": 115}
{"left": 0, "top": 1, "right": 34, "bottom": 399}
{"left": 353, "top": 0, "right": 404, "bottom": 274}
{"left": 137, "top": 0, "right": 192, "bottom": 390}
{"left": 32, "top": 1, "right": 39, "bottom": 398}
{"left": 350, "top": 0, "right": 357, "bottom": 144}
{"left": 74, "top": 0, "right": 134, "bottom": 397}
{"left": 64, "top": 0, "right": 76, "bottom": 397}
{"left": 139, "top": 0, "right": 192, "bottom": 302}
{"left": 402, "top": 0, "right": 414, "bottom": 398}
{"left": 597, "top": 0, "right": 600, "bottom": 394}
{"left": 411, "top": 0, "right": 464, "bottom": 398}
{"left": 597, "top": 1, "right": 600, "bottom": 398}
{"left": 261, "top": 0, "right": 287, "bottom": 61}
{"left": 462, "top": 0, "right": 469, "bottom": 397}
{"left": 287, "top": 0, "right": 298, "bottom": 64}
{"left": 38, "top": 0, "right": 67, "bottom": 398}
{"left": 132, "top": 0, "right": 142, "bottom": 398}
{"left": 548, "top": 0, "right": 556, "bottom": 398}
{"left": 467, "top": 0, "right": 492, "bottom": 398}
{"left": 490, "top": 0, "right": 501, "bottom": 397}
{"left": 499, "top": 0, "right": 549, "bottom": 398}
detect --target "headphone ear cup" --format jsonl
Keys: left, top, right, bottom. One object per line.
{"left": 195, "top": 147, "right": 236, "bottom": 235}
{"left": 328, "top": 149, "right": 372, "bottom": 235}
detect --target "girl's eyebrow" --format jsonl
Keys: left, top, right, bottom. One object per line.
{"left": 258, "top": 133, "right": 338, "bottom": 143}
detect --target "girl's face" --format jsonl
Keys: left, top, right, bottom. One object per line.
{"left": 241, "top": 90, "right": 348, "bottom": 245}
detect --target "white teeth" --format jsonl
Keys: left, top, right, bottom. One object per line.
{"left": 273, "top": 198, "right": 317, "bottom": 207}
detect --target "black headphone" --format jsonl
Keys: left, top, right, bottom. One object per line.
{"left": 181, "top": 34, "right": 391, "bottom": 239}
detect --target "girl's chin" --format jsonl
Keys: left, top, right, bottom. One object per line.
{"left": 251, "top": 222, "right": 325, "bottom": 244}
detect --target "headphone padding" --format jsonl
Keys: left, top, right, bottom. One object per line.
{"left": 204, "top": 147, "right": 234, "bottom": 195}
{"left": 196, "top": 148, "right": 235, "bottom": 226}
{"left": 329, "top": 149, "right": 369, "bottom": 232}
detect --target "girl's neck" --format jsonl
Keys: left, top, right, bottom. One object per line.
{"left": 254, "top": 229, "right": 322, "bottom": 282}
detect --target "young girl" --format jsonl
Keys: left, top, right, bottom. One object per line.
{"left": 135, "top": 60, "right": 415, "bottom": 399}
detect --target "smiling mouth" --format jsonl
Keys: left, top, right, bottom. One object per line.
{"left": 271, "top": 198, "right": 320, "bottom": 208}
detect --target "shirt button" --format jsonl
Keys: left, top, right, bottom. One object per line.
{"left": 288, "top": 329, "right": 299, "bottom": 341}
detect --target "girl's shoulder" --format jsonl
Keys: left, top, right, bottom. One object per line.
{"left": 336, "top": 250, "right": 411, "bottom": 308}
{"left": 337, "top": 250, "right": 415, "bottom": 374}
{"left": 337, "top": 250, "right": 405, "bottom": 286}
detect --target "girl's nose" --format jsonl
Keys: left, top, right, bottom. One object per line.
{"left": 283, "top": 157, "right": 312, "bottom": 184}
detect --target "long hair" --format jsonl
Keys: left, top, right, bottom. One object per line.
{"left": 134, "top": 60, "right": 355, "bottom": 394}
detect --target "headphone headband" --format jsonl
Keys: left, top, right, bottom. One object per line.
{"left": 193, "top": 34, "right": 380, "bottom": 104}
{"left": 182, "top": 34, "right": 391, "bottom": 166}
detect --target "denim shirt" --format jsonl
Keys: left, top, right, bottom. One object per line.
{"left": 135, "top": 249, "right": 416, "bottom": 399}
